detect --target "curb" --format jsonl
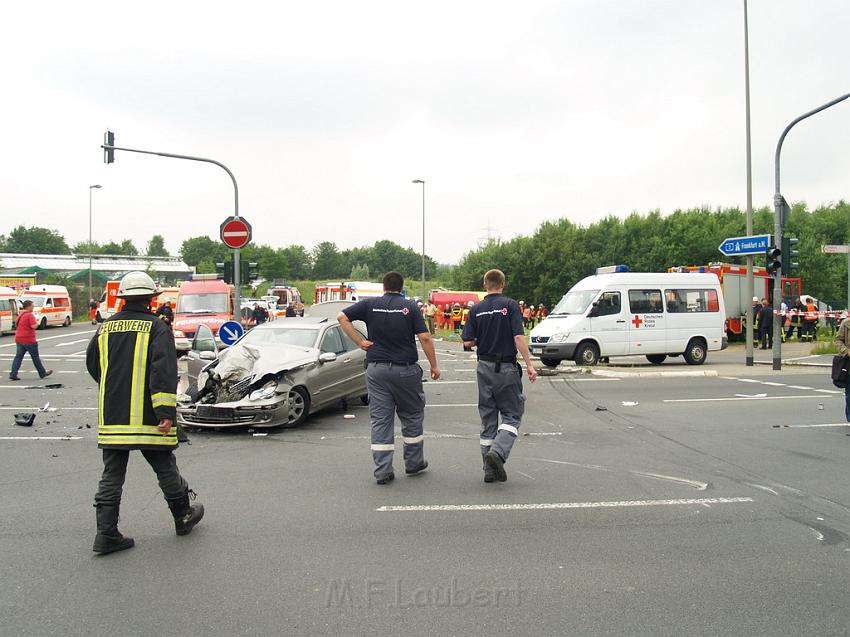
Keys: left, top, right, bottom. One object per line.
{"left": 590, "top": 369, "right": 719, "bottom": 379}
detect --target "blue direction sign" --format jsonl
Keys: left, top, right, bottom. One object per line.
{"left": 718, "top": 234, "right": 771, "bottom": 257}
{"left": 219, "top": 320, "right": 244, "bottom": 346}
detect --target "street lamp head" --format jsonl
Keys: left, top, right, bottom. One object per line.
{"left": 90, "top": 184, "right": 102, "bottom": 189}
{"left": 412, "top": 179, "right": 424, "bottom": 184}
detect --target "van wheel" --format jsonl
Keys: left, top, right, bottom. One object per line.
{"left": 646, "top": 354, "right": 666, "bottom": 365}
{"left": 540, "top": 357, "right": 560, "bottom": 368}
{"left": 574, "top": 342, "right": 600, "bottom": 366}
{"left": 39, "top": 318, "right": 47, "bottom": 330}
{"left": 63, "top": 316, "right": 71, "bottom": 327}
{"left": 683, "top": 338, "right": 707, "bottom": 365}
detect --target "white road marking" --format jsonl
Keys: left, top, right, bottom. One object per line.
{"left": 516, "top": 471, "right": 535, "bottom": 480}
{"left": 787, "top": 385, "right": 814, "bottom": 390}
{"left": 525, "top": 432, "right": 563, "bottom": 437}
{"left": 815, "top": 389, "right": 843, "bottom": 394}
{"left": 735, "top": 393, "right": 767, "bottom": 398}
{"left": 761, "top": 381, "right": 786, "bottom": 387}
{"left": 0, "top": 436, "right": 83, "bottom": 440}
{"left": 424, "top": 380, "right": 476, "bottom": 385}
{"left": 55, "top": 339, "right": 89, "bottom": 347}
{"left": 0, "top": 406, "right": 96, "bottom": 410}
{"left": 425, "top": 403, "right": 478, "bottom": 408}
{"left": 530, "top": 457, "right": 707, "bottom": 489}
{"left": 746, "top": 483, "right": 780, "bottom": 496}
{"left": 0, "top": 330, "right": 95, "bottom": 348}
{"left": 71, "top": 350, "right": 87, "bottom": 356}
{"left": 547, "top": 378, "right": 620, "bottom": 383}
{"left": 736, "top": 379, "right": 761, "bottom": 383}
{"left": 773, "top": 423, "right": 850, "bottom": 428}
{"left": 0, "top": 354, "right": 85, "bottom": 359}
{"left": 9, "top": 370, "right": 79, "bottom": 374}
{"left": 376, "top": 497, "right": 754, "bottom": 512}
{"left": 664, "top": 395, "right": 833, "bottom": 403}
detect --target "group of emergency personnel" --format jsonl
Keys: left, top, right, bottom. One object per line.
{"left": 338, "top": 269, "right": 537, "bottom": 485}
{"left": 752, "top": 296, "right": 819, "bottom": 346}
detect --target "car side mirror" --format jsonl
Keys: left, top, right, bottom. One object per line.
{"left": 319, "top": 352, "right": 337, "bottom": 363}
{"left": 587, "top": 305, "right": 600, "bottom": 318}
{"left": 199, "top": 351, "right": 216, "bottom": 360}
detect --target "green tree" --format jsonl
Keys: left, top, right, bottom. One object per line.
{"left": 1, "top": 226, "right": 70, "bottom": 254}
{"left": 180, "top": 236, "right": 228, "bottom": 268}
{"left": 101, "top": 239, "right": 139, "bottom": 256}
{"left": 350, "top": 263, "right": 370, "bottom": 279}
{"left": 72, "top": 240, "right": 102, "bottom": 255}
{"left": 196, "top": 258, "right": 216, "bottom": 274}
{"left": 281, "top": 245, "right": 312, "bottom": 279}
{"left": 146, "top": 234, "right": 169, "bottom": 257}
{"left": 312, "top": 241, "right": 343, "bottom": 279}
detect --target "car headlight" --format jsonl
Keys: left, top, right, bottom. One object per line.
{"left": 173, "top": 330, "right": 185, "bottom": 337}
{"left": 249, "top": 379, "right": 278, "bottom": 401}
{"left": 550, "top": 332, "right": 569, "bottom": 343}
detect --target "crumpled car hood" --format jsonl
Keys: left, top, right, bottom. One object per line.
{"left": 211, "top": 341, "right": 318, "bottom": 381}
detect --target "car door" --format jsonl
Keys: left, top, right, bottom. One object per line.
{"left": 311, "top": 326, "right": 351, "bottom": 406}
{"left": 338, "top": 325, "right": 367, "bottom": 396}
{"left": 186, "top": 324, "right": 219, "bottom": 384}
{"left": 588, "top": 290, "right": 627, "bottom": 355}
{"left": 627, "top": 288, "right": 666, "bottom": 354}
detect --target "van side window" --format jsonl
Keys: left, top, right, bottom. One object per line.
{"left": 628, "top": 290, "right": 663, "bottom": 314}
{"left": 595, "top": 292, "right": 621, "bottom": 316}
{"left": 665, "top": 289, "right": 720, "bottom": 313}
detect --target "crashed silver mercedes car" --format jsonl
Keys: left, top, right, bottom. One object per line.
{"left": 177, "top": 301, "right": 368, "bottom": 429}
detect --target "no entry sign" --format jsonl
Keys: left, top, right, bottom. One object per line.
{"left": 220, "top": 216, "right": 252, "bottom": 249}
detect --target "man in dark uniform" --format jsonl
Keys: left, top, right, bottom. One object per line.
{"left": 251, "top": 303, "right": 269, "bottom": 325}
{"left": 86, "top": 271, "right": 204, "bottom": 554}
{"left": 338, "top": 271, "right": 441, "bottom": 485}
{"left": 462, "top": 269, "right": 537, "bottom": 483}
{"left": 155, "top": 300, "right": 174, "bottom": 327}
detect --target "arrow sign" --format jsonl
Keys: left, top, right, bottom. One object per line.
{"left": 718, "top": 234, "right": 771, "bottom": 257}
{"left": 822, "top": 244, "right": 850, "bottom": 254}
{"left": 218, "top": 320, "right": 244, "bottom": 346}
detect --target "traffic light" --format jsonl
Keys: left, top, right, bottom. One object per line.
{"left": 765, "top": 246, "right": 782, "bottom": 275}
{"left": 215, "top": 261, "right": 233, "bottom": 283}
{"left": 103, "top": 130, "right": 115, "bottom": 164}
{"left": 244, "top": 262, "right": 259, "bottom": 284}
{"left": 781, "top": 236, "right": 800, "bottom": 276}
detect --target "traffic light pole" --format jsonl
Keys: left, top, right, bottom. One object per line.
{"left": 101, "top": 141, "right": 243, "bottom": 312}
{"left": 771, "top": 92, "right": 850, "bottom": 370}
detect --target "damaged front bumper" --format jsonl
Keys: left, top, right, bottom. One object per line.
{"left": 177, "top": 392, "right": 291, "bottom": 429}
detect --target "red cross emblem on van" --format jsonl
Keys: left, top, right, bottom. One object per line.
{"left": 631, "top": 315, "right": 643, "bottom": 328}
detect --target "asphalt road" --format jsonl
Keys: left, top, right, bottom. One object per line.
{"left": 1, "top": 324, "right": 849, "bottom": 636}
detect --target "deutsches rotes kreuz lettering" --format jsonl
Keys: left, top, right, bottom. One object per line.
{"left": 476, "top": 308, "right": 508, "bottom": 318}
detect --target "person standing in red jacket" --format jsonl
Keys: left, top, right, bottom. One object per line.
{"left": 9, "top": 300, "right": 53, "bottom": 381}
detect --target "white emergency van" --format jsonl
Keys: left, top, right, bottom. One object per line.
{"left": 529, "top": 272, "right": 727, "bottom": 366}
{"left": 19, "top": 284, "right": 73, "bottom": 329}
{"left": 0, "top": 286, "right": 20, "bottom": 334}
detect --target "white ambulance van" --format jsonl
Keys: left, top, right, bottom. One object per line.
{"left": 529, "top": 271, "right": 727, "bottom": 366}
{"left": 0, "top": 286, "right": 20, "bottom": 334}
{"left": 19, "top": 284, "right": 73, "bottom": 329}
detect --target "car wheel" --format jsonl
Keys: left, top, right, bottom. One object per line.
{"left": 360, "top": 394, "right": 369, "bottom": 405}
{"left": 39, "top": 317, "right": 47, "bottom": 330}
{"left": 683, "top": 338, "right": 707, "bottom": 365}
{"left": 574, "top": 342, "right": 599, "bottom": 366}
{"left": 63, "top": 316, "right": 71, "bottom": 327}
{"left": 286, "top": 386, "right": 310, "bottom": 426}
{"left": 540, "top": 357, "right": 560, "bottom": 368}
{"left": 646, "top": 354, "right": 667, "bottom": 365}
{"left": 96, "top": 312, "right": 103, "bottom": 323}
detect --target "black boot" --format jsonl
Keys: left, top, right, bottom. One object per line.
{"left": 93, "top": 504, "right": 135, "bottom": 554}
{"left": 168, "top": 490, "right": 205, "bottom": 536}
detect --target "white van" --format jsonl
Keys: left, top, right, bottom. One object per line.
{"left": 19, "top": 284, "right": 73, "bottom": 329}
{"left": 529, "top": 272, "right": 727, "bottom": 366}
{"left": 0, "top": 286, "right": 20, "bottom": 334}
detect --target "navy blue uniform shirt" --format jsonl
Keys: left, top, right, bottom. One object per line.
{"left": 342, "top": 293, "right": 427, "bottom": 364}
{"left": 461, "top": 293, "right": 524, "bottom": 357}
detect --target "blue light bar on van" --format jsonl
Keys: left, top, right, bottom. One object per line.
{"left": 595, "top": 265, "right": 629, "bottom": 274}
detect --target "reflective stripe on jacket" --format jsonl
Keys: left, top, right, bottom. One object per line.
{"left": 86, "top": 305, "right": 178, "bottom": 450}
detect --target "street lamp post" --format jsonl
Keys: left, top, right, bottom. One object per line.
{"left": 88, "top": 184, "right": 102, "bottom": 307}
{"left": 412, "top": 179, "right": 426, "bottom": 300}
{"left": 743, "top": 0, "right": 755, "bottom": 366}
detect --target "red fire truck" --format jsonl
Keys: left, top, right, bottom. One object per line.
{"left": 668, "top": 263, "right": 802, "bottom": 338}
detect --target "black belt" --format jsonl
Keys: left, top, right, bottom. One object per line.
{"left": 369, "top": 360, "right": 416, "bottom": 366}
{"left": 477, "top": 353, "right": 517, "bottom": 372}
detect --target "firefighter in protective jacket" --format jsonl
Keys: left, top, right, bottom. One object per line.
{"left": 86, "top": 271, "right": 204, "bottom": 554}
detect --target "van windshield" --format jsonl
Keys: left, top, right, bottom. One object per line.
{"left": 551, "top": 290, "right": 599, "bottom": 316}
{"left": 21, "top": 296, "right": 46, "bottom": 307}
{"left": 178, "top": 293, "right": 229, "bottom": 314}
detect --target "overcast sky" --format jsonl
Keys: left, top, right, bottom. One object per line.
{"left": 1, "top": 1, "right": 848, "bottom": 263}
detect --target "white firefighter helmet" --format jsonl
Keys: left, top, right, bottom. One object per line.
{"left": 467, "top": 300, "right": 474, "bottom": 307}
{"left": 118, "top": 271, "right": 161, "bottom": 298}
{"left": 752, "top": 296, "right": 759, "bottom": 302}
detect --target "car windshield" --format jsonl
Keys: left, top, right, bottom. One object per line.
{"left": 21, "top": 296, "right": 45, "bottom": 307}
{"left": 551, "top": 289, "right": 599, "bottom": 315}
{"left": 177, "top": 293, "right": 229, "bottom": 314}
{"left": 241, "top": 326, "right": 320, "bottom": 348}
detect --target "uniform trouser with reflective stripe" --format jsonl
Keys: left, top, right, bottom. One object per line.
{"left": 366, "top": 362, "right": 426, "bottom": 479}
{"left": 477, "top": 360, "right": 525, "bottom": 465}
{"left": 94, "top": 449, "right": 188, "bottom": 507}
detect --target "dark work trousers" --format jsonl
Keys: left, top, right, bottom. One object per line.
{"left": 476, "top": 360, "right": 525, "bottom": 465}
{"left": 759, "top": 325, "right": 773, "bottom": 349}
{"left": 10, "top": 343, "right": 47, "bottom": 378}
{"left": 95, "top": 448, "right": 188, "bottom": 508}
{"left": 366, "top": 362, "right": 426, "bottom": 479}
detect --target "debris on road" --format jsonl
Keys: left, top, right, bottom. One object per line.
{"left": 595, "top": 406, "right": 608, "bottom": 412}
{"left": 343, "top": 414, "right": 356, "bottom": 419}
{"left": 14, "top": 413, "right": 35, "bottom": 427}
{"left": 621, "top": 401, "right": 639, "bottom": 407}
